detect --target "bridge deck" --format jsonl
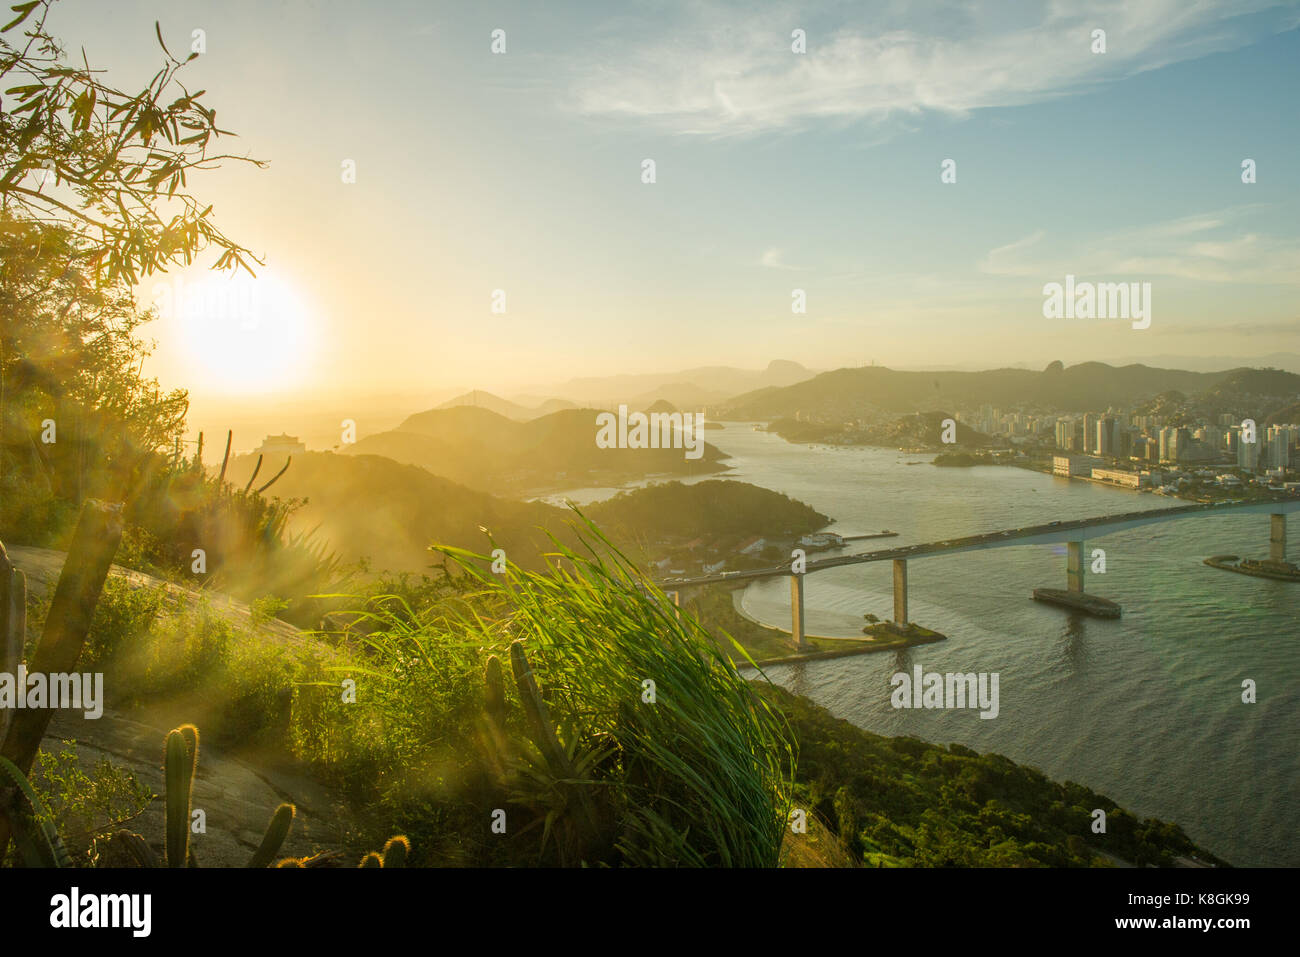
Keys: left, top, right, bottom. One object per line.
{"left": 659, "top": 497, "right": 1300, "bottom": 589}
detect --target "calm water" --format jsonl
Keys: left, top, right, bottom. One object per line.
{"left": 556, "top": 423, "right": 1300, "bottom": 866}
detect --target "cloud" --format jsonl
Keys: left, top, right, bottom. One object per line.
{"left": 564, "top": 1, "right": 1300, "bottom": 136}
{"left": 760, "top": 247, "right": 804, "bottom": 270}
{"left": 981, "top": 230, "right": 1047, "bottom": 277}
{"left": 980, "top": 211, "right": 1300, "bottom": 285}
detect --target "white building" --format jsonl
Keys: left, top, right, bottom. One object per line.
{"left": 1053, "top": 454, "right": 1102, "bottom": 476}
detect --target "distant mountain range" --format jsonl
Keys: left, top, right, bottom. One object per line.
{"left": 436, "top": 390, "right": 576, "bottom": 421}
{"left": 520, "top": 359, "right": 817, "bottom": 409}
{"left": 714, "top": 362, "right": 1300, "bottom": 420}
{"left": 344, "top": 405, "right": 727, "bottom": 494}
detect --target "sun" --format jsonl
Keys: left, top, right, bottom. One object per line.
{"left": 152, "top": 269, "right": 317, "bottom": 394}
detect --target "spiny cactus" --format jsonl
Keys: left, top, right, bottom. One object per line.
{"left": 164, "top": 725, "right": 199, "bottom": 867}
{"left": 381, "top": 836, "right": 409, "bottom": 867}
{"left": 0, "top": 503, "right": 123, "bottom": 860}
{"left": 3, "top": 721, "right": 303, "bottom": 868}
{"left": 354, "top": 836, "right": 410, "bottom": 868}
{"left": 247, "top": 803, "right": 297, "bottom": 868}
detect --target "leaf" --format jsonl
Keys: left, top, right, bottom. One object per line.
{"left": 0, "top": 755, "right": 72, "bottom": 868}
{"left": 154, "top": 20, "right": 173, "bottom": 59}
{"left": 1, "top": 1, "right": 40, "bottom": 34}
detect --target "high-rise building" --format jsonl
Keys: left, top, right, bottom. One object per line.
{"left": 1265, "top": 426, "right": 1293, "bottom": 470}
{"left": 1097, "top": 416, "right": 1121, "bottom": 457}
{"left": 1158, "top": 426, "right": 1176, "bottom": 462}
{"left": 1238, "top": 433, "right": 1260, "bottom": 470}
{"left": 1083, "top": 413, "right": 1100, "bottom": 453}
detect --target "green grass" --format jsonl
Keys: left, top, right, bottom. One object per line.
{"left": 301, "top": 517, "right": 797, "bottom": 866}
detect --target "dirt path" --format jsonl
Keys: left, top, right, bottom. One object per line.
{"left": 6, "top": 545, "right": 353, "bottom": 867}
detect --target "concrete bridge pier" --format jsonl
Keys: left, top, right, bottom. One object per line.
{"left": 892, "top": 559, "right": 909, "bottom": 628}
{"left": 1271, "top": 513, "right": 1287, "bottom": 564}
{"left": 1033, "top": 539, "right": 1121, "bottom": 618}
{"left": 790, "top": 574, "right": 808, "bottom": 651}
{"left": 1067, "top": 540, "right": 1086, "bottom": 593}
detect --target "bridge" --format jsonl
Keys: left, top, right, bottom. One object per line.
{"left": 659, "top": 498, "right": 1300, "bottom": 650}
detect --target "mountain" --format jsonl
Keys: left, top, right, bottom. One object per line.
{"left": 220, "top": 452, "right": 808, "bottom": 576}
{"left": 345, "top": 406, "right": 728, "bottom": 494}
{"left": 587, "top": 480, "right": 829, "bottom": 541}
{"left": 529, "top": 360, "right": 818, "bottom": 407}
{"left": 223, "top": 451, "right": 575, "bottom": 574}
{"left": 767, "top": 410, "right": 990, "bottom": 448}
{"left": 1107, "top": 353, "right": 1300, "bottom": 375}
{"left": 436, "top": 390, "right": 576, "bottom": 421}
{"left": 714, "top": 362, "right": 1300, "bottom": 420}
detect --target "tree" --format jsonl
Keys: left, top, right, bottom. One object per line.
{"left": 0, "top": 214, "right": 188, "bottom": 537}
{"left": 0, "top": 0, "right": 261, "bottom": 540}
{"left": 0, "top": 0, "right": 264, "bottom": 283}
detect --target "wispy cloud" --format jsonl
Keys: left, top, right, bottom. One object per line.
{"left": 565, "top": 1, "right": 1299, "bottom": 136}
{"left": 980, "top": 211, "right": 1300, "bottom": 285}
{"left": 759, "top": 247, "right": 805, "bottom": 270}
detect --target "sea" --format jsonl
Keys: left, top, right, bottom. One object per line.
{"left": 536, "top": 422, "right": 1300, "bottom": 867}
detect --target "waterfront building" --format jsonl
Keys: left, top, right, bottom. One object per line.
{"left": 1053, "top": 454, "right": 1102, "bottom": 476}
{"left": 1091, "top": 468, "right": 1143, "bottom": 488}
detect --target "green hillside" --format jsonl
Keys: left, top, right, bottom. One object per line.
{"left": 762, "top": 683, "right": 1226, "bottom": 868}
{"left": 221, "top": 454, "right": 819, "bottom": 576}
{"left": 588, "top": 480, "right": 829, "bottom": 539}
{"left": 222, "top": 452, "right": 573, "bottom": 574}
{"left": 347, "top": 406, "right": 728, "bottom": 493}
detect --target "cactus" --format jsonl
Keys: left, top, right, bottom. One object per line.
{"left": 99, "top": 830, "right": 158, "bottom": 868}
{"left": 359, "top": 852, "right": 383, "bottom": 868}
{"left": 381, "top": 836, "right": 410, "bottom": 868}
{"left": 164, "top": 725, "right": 199, "bottom": 867}
{"left": 3, "top": 719, "right": 313, "bottom": 868}
{"left": 246, "top": 803, "right": 296, "bottom": 868}
{"left": 0, "top": 502, "right": 124, "bottom": 860}
{"left": 509, "top": 640, "right": 570, "bottom": 776}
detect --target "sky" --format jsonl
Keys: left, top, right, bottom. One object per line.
{"left": 46, "top": 0, "right": 1300, "bottom": 433}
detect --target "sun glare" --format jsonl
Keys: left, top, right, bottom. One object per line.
{"left": 152, "top": 270, "right": 317, "bottom": 394}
